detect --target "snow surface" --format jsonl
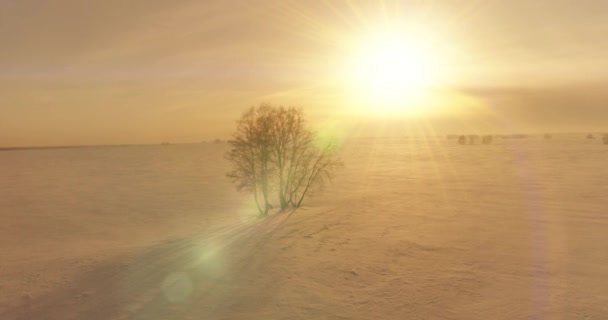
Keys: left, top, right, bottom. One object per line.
{"left": 1, "top": 136, "right": 607, "bottom": 319}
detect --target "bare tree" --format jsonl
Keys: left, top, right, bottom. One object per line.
{"left": 268, "top": 107, "right": 312, "bottom": 209}
{"left": 266, "top": 106, "right": 342, "bottom": 209}
{"left": 226, "top": 106, "right": 274, "bottom": 216}
{"left": 226, "top": 104, "right": 342, "bottom": 216}
{"left": 286, "top": 140, "right": 342, "bottom": 208}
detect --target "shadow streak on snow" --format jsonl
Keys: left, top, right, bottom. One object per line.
{"left": 2, "top": 211, "right": 295, "bottom": 320}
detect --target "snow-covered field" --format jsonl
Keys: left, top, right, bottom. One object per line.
{"left": 1, "top": 135, "right": 607, "bottom": 319}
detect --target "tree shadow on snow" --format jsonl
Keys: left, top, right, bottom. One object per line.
{"left": 2, "top": 211, "right": 295, "bottom": 320}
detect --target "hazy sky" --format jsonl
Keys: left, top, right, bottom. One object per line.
{"left": 1, "top": 0, "right": 607, "bottom": 146}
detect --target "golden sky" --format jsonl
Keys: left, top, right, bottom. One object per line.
{"left": 1, "top": 0, "right": 608, "bottom": 146}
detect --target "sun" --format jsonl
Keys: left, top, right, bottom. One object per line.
{"left": 345, "top": 30, "right": 443, "bottom": 114}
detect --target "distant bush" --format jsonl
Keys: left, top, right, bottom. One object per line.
{"left": 603, "top": 134, "right": 608, "bottom": 145}
{"left": 586, "top": 134, "right": 594, "bottom": 139}
{"left": 458, "top": 135, "right": 466, "bottom": 145}
{"left": 226, "top": 104, "right": 342, "bottom": 216}
{"left": 482, "top": 135, "right": 493, "bottom": 144}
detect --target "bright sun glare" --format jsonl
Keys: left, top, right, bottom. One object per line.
{"left": 346, "top": 30, "right": 443, "bottom": 114}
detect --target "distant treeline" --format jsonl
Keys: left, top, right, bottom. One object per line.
{"left": 0, "top": 144, "right": 143, "bottom": 152}
{"left": 447, "top": 133, "right": 608, "bottom": 145}
{"left": 501, "top": 134, "right": 528, "bottom": 139}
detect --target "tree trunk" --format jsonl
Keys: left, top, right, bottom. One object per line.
{"left": 260, "top": 160, "right": 270, "bottom": 216}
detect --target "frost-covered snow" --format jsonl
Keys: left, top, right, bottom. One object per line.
{"left": 1, "top": 135, "right": 607, "bottom": 319}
